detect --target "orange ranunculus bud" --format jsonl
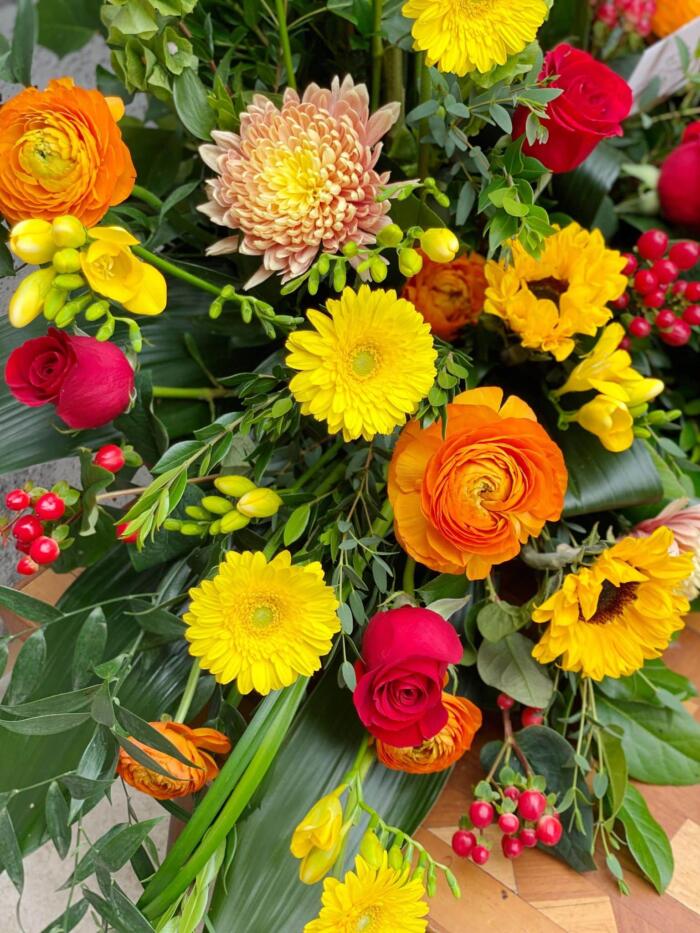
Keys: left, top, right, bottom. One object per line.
{"left": 388, "top": 387, "right": 568, "bottom": 580}
{"left": 0, "top": 78, "right": 135, "bottom": 227}
{"left": 116, "top": 721, "right": 231, "bottom": 800}
{"left": 375, "top": 693, "right": 482, "bottom": 774}
{"left": 402, "top": 249, "right": 486, "bottom": 340}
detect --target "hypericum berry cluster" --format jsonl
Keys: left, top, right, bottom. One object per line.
{"left": 497, "top": 692, "right": 544, "bottom": 729}
{"left": 2, "top": 484, "right": 78, "bottom": 576}
{"left": 451, "top": 772, "right": 562, "bottom": 865}
{"left": 615, "top": 230, "right": 700, "bottom": 349}
{"left": 593, "top": 0, "right": 655, "bottom": 36}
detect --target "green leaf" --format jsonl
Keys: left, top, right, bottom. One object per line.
{"left": 0, "top": 586, "right": 62, "bottom": 624}
{"left": 82, "top": 887, "right": 155, "bottom": 933}
{"left": 72, "top": 608, "right": 108, "bottom": 689}
{"left": 68, "top": 819, "right": 161, "bottom": 885}
{"left": 598, "top": 658, "right": 695, "bottom": 708}
{"left": 115, "top": 370, "right": 169, "bottom": 467}
{"left": 37, "top": 0, "right": 102, "bottom": 56}
{"left": 596, "top": 695, "right": 700, "bottom": 785}
{"left": 3, "top": 629, "right": 47, "bottom": 705}
{"left": 554, "top": 142, "right": 623, "bottom": 231}
{"left": 40, "top": 899, "right": 89, "bottom": 933}
{"left": 0, "top": 805, "right": 24, "bottom": 893}
{"left": 283, "top": 504, "right": 311, "bottom": 546}
{"left": 11, "top": 0, "right": 35, "bottom": 85}
{"left": 0, "top": 713, "right": 92, "bottom": 735}
{"left": 152, "top": 441, "right": 202, "bottom": 474}
{"left": 45, "top": 781, "right": 71, "bottom": 859}
{"left": 477, "top": 632, "right": 553, "bottom": 707}
{"left": 173, "top": 68, "right": 216, "bottom": 140}
{"left": 600, "top": 730, "right": 627, "bottom": 822}
{"left": 619, "top": 785, "right": 673, "bottom": 893}
{"left": 115, "top": 706, "right": 199, "bottom": 769}
{"left": 476, "top": 602, "right": 527, "bottom": 642}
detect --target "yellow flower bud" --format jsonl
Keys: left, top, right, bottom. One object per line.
{"left": 388, "top": 845, "right": 404, "bottom": 871}
{"left": 52, "top": 248, "right": 82, "bottom": 274}
{"left": 359, "top": 831, "right": 385, "bottom": 868}
{"left": 9, "top": 220, "right": 57, "bottom": 265}
{"left": 376, "top": 223, "right": 404, "bottom": 248}
{"left": 8, "top": 268, "right": 57, "bottom": 327}
{"left": 369, "top": 257, "right": 388, "bottom": 283}
{"left": 52, "top": 215, "right": 87, "bottom": 249}
{"left": 237, "top": 488, "right": 283, "bottom": 519}
{"left": 398, "top": 247, "right": 424, "bottom": 278}
{"left": 290, "top": 788, "right": 348, "bottom": 884}
{"left": 201, "top": 495, "right": 234, "bottom": 515}
{"left": 219, "top": 510, "right": 251, "bottom": 533}
{"left": 297, "top": 835, "right": 347, "bottom": 885}
{"left": 574, "top": 394, "right": 634, "bottom": 453}
{"left": 185, "top": 506, "right": 212, "bottom": 521}
{"left": 420, "top": 228, "right": 460, "bottom": 263}
{"left": 213, "top": 475, "right": 257, "bottom": 498}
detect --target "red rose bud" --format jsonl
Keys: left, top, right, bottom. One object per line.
{"left": 659, "top": 123, "right": 700, "bottom": 233}
{"left": 5, "top": 489, "right": 30, "bottom": 511}
{"left": 34, "top": 492, "right": 65, "bottom": 521}
{"left": 94, "top": 444, "right": 127, "bottom": 472}
{"left": 352, "top": 606, "right": 462, "bottom": 747}
{"left": 4, "top": 328, "right": 134, "bottom": 430}
{"left": 512, "top": 44, "right": 632, "bottom": 174}
{"left": 12, "top": 515, "right": 43, "bottom": 543}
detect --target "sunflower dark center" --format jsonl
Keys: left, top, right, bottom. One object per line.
{"left": 531, "top": 276, "right": 567, "bottom": 303}
{"left": 585, "top": 580, "right": 639, "bottom": 625}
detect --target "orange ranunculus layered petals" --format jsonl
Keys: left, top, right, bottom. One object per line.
{"left": 116, "top": 721, "right": 231, "bottom": 800}
{"left": 402, "top": 250, "right": 486, "bottom": 340}
{"left": 0, "top": 78, "right": 135, "bottom": 226}
{"left": 375, "top": 693, "right": 482, "bottom": 774}
{"left": 389, "top": 388, "right": 567, "bottom": 580}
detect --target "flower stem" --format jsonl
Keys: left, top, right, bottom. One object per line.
{"left": 131, "top": 185, "right": 164, "bottom": 211}
{"left": 131, "top": 246, "right": 221, "bottom": 297}
{"left": 417, "top": 53, "right": 432, "bottom": 180}
{"left": 173, "top": 659, "right": 201, "bottom": 724}
{"left": 371, "top": 0, "right": 384, "bottom": 110}
{"left": 290, "top": 438, "right": 344, "bottom": 492}
{"left": 274, "top": 0, "right": 297, "bottom": 91}
{"left": 151, "top": 386, "right": 231, "bottom": 401}
{"left": 402, "top": 557, "right": 415, "bottom": 596}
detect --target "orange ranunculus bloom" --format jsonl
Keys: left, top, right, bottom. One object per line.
{"left": 652, "top": 0, "right": 699, "bottom": 37}
{"left": 0, "top": 78, "right": 135, "bottom": 227}
{"left": 116, "top": 722, "right": 231, "bottom": 800}
{"left": 402, "top": 250, "right": 487, "bottom": 340}
{"left": 388, "top": 387, "right": 568, "bottom": 580}
{"left": 375, "top": 693, "right": 482, "bottom": 774}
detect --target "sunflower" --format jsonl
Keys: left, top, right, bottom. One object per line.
{"left": 484, "top": 224, "right": 628, "bottom": 361}
{"left": 184, "top": 550, "right": 340, "bottom": 694}
{"left": 286, "top": 286, "right": 437, "bottom": 441}
{"left": 402, "top": 0, "right": 548, "bottom": 76}
{"left": 304, "top": 855, "right": 429, "bottom": 933}
{"left": 532, "top": 527, "right": 694, "bottom": 681}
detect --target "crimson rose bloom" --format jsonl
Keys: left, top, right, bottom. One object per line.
{"left": 353, "top": 606, "right": 463, "bottom": 748}
{"left": 513, "top": 44, "right": 632, "bottom": 174}
{"left": 659, "top": 122, "right": 700, "bottom": 233}
{"left": 5, "top": 328, "right": 134, "bottom": 429}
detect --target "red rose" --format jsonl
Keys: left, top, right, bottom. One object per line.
{"left": 512, "top": 44, "right": 633, "bottom": 174}
{"left": 5, "top": 328, "right": 134, "bottom": 429}
{"left": 659, "top": 122, "right": 700, "bottom": 233}
{"left": 353, "top": 606, "right": 463, "bottom": 748}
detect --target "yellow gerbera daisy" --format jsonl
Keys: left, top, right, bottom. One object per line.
{"left": 184, "top": 550, "right": 339, "bottom": 695}
{"left": 484, "top": 224, "right": 628, "bottom": 361}
{"left": 286, "top": 285, "right": 437, "bottom": 441}
{"left": 402, "top": 0, "right": 548, "bottom": 76}
{"left": 532, "top": 527, "right": 694, "bottom": 681}
{"left": 304, "top": 855, "right": 429, "bottom": 933}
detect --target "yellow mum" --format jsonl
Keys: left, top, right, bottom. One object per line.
{"left": 184, "top": 551, "right": 340, "bottom": 695}
{"left": 532, "top": 527, "right": 694, "bottom": 680}
{"left": 286, "top": 285, "right": 437, "bottom": 441}
{"left": 304, "top": 855, "right": 429, "bottom": 933}
{"left": 402, "top": 0, "right": 548, "bottom": 75}
{"left": 484, "top": 224, "right": 628, "bottom": 361}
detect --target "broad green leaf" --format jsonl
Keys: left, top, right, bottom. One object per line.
{"left": 45, "top": 781, "right": 71, "bottom": 859}
{"left": 283, "top": 504, "right": 311, "bottom": 546}
{"left": 37, "top": 0, "right": 102, "bottom": 55}
{"left": 476, "top": 602, "right": 527, "bottom": 642}
{"left": 0, "top": 713, "right": 92, "bottom": 735}
{"left": 173, "top": 68, "right": 216, "bottom": 140}
{"left": 0, "top": 805, "right": 24, "bottom": 893}
{"left": 598, "top": 658, "right": 696, "bottom": 708}
{"left": 0, "top": 687, "right": 97, "bottom": 718}
{"left": 67, "top": 819, "right": 161, "bottom": 885}
{"left": 0, "top": 586, "right": 62, "bottom": 625}
{"left": 115, "top": 707, "right": 199, "bottom": 769}
{"left": 619, "top": 785, "right": 673, "bottom": 893}
{"left": 3, "top": 629, "right": 47, "bottom": 706}
{"left": 72, "top": 608, "right": 108, "bottom": 689}
{"left": 477, "top": 632, "right": 553, "bottom": 707}
{"left": 82, "top": 887, "right": 155, "bottom": 933}
{"left": 11, "top": 0, "right": 35, "bottom": 85}
{"left": 554, "top": 142, "right": 623, "bottom": 232}
{"left": 152, "top": 441, "right": 202, "bottom": 474}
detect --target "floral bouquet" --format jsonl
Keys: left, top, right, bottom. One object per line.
{"left": 1, "top": 0, "right": 700, "bottom": 929}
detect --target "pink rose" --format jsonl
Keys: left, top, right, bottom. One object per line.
{"left": 353, "top": 606, "right": 463, "bottom": 748}
{"left": 5, "top": 328, "right": 134, "bottom": 429}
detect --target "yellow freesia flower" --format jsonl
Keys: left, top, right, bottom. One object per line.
{"left": 9, "top": 219, "right": 56, "bottom": 265}
{"left": 555, "top": 323, "right": 631, "bottom": 395}
{"left": 81, "top": 226, "right": 167, "bottom": 316}
{"left": 291, "top": 786, "right": 347, "bottom": 884}
{"left": 574, "top": 394, "right": 634, "bottom": 452}
{"left": 8, "top": 267, "right": 56, "bottom": 327}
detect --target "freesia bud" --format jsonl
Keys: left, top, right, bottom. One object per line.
{"left": 237, "top": 488, "right": 284, "bottom": 518}
{"left": 376, "top": 223, "right": 404, "bottom": 248}
{"left": 219, "top": 510, "right": 251, "bottom": 533}
{"left": 359, "top": 831, "right": 385, "bottom": 868}
{"left": 9, "top": 268, "right": 57, "bottom": 327}
{"left": 201, "top": 495, "right": 234, "bottom": 515}
{"left": 291, "top": 788, "right": 347, "bottom": 884}
{"left": 52, "top": 215, "right": 87, "bottom": 249}
{"left": 214, "top": 475, "right": 257, "bottom": 497}
{"left": 52, "top": 248, "right": 82, "bottom": 275}
{"left": 420, "top": 228, "right": 460, "bottom": 263}
{"left": 574, "top": 395, "right": 634, "bottom": 453}
{"left": 398, "top": 248, "right": 424, "bottom": 278}
{"left": 9, "top": 220, "right": 57, "bottom": 265}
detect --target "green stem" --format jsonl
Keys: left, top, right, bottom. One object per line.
{"left": 274, "top": 0, "right": 297, "bottom": 90}
{"left": 152, "top": 386, "right": 231, "bottom": 401}
{"left": 132, "top": 246, "right": 221, "bottom": 297}
{"left": 173, "top": 660, "right": 201, "bottom": 724}
{"left": 417, "top": 53, "right": 432, "bottom": 180}
{"left": 371, "top": 0, "right": 384, "bottom": 110}
{"left": 384, "top": 46, "right": 404, "bottom": 125}
{"left": 290, "top": 438, "right": 344, "bottom": 492}
{"left": 131, "top": 185, "right": 164, "bottom": 211}
{"left": 402, "top": 557, "right": 415, "bottom": 596}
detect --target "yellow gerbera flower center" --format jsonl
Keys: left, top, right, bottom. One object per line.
{"left": 351, "top": 346, "right": 379, "bottom": 379}
{"left": 249, "top": 603, "right": 278, "bottom": 628}
{"left": 355, "top": 909, "right": 378, "bottom": 931}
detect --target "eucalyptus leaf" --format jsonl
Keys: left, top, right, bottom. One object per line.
{"left": 72, "top": 608, "right": 108, "bottom": 689}
{"left": 3, "top": 629, "right": 47, "bottom": 706}
{"left": 0, "top": 806, "right": 24, "bottom": 893}
{"left": 45, "top": 781, "right": 71, "bottom": 859}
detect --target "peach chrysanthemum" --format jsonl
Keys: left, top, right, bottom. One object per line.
{"left": 198, "top": 76, "right": 400, "bottom": 288}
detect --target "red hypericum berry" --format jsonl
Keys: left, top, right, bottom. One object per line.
{"left": 5, "top": 489, "right": 30, "bottom": 511}
{"left": 451, "top": 830, "right": 476, "bottom": 858}
{"left": 471, "top": 845, "right": 490, "bottom": 865}
{"left": 503, "top": 786, "right": 520, "bottom": 802}
{"left": 518, "top": 790, "right": 547, "bottom": 822}
{"left": 683, "top": 305, "right": 700, "bottom": 326}
{"left": 629, "top": 316, "right": 652, "bottom": 338}
{"left": 655, "top": 309, "right": 676, "bottom": 329}
{"left": 34, "top": 492, "right": 66, "bottom": 521}
{"left": 672, "top": 280, "right": 688, "bottom": 296}
{"left": 619, "top": 336, "right": 632, "bottom": 350}
{"left": 498, "top": 813, "right": 520, "bottom": 835}
{"left": 497, "top": 693, "right": 515, "bottom": 710}
{"left": 521, "top": 707, "right": 544, "bottom": 728}
{"left": 621, "top": 252, "right": 638, "bottom": 275}
{"left": 469, "top": 800, "right": 495, "bottom": 829}
{"left": 15, "top": 541, "right": 31, "bottom": 554}
{"left": 17, "top": 556, "right": 38, "bottom": 576}
{"left": 12, "top": 515, "right": 43, "bottom": 544}
{"left": 611, "top": 293, "right": 630, "bottom": 310}
{"left": 642, "top": 289, "right": 666, "bottom": 309}
{"left": 94, "top": 444, "right": 126, "bottom": 473}
{"left": 651, "top": 259, "right": 679, "bottom": 284}
{"left": 519, "top": 828, "right": 538, "bottom": 848}
{"left": 660, "top": 320, "right": 692, "bottom": 347}
{"left": 686, "top": 282, "right": 700, "bottom": 302}
{"left": 29, "top": 536, "right": 60, "bottom": 565}
{"left": 116, "top": 521, "right": 139, "bottom": 544}
{"left": 633, "top": 269, "right": 658, "bottom": 295}
{"left": 669, "top": 241, "right": 700, "bottom": 270}
{"left": 501, "top": 835, "right": 524, "bottom": 860}
{"left": 536, "top": 814, "right": 563, "bottom": 847}
{"left": 637, "top": 229, "right": 669, "bottom": 260}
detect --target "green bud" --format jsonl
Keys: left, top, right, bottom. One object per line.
{"left": 356, "top": 258, "right": 372, "bottom": 274}
{"left": 317, "top": 253, "right": 331, "bottom": 275}
{"left": 52, "top": 248, "right": 82, "bottom": 274}
{"left": 128, "top": 321, "right": 143, "bottom": 353}
{"left": 96, "top": 317, "right": 116, "bottom": 342}
{"left": 434, "top": 191, "right": 451, "bottom": 208}
{"left": 53, "top": 273, "right": 85, "bottom": 290}
{"left": 43, "top": 287, "right": 68, "bottom": 321}
{"left": 667, "top": 409, "right": 682, "bottom": 421}
{"left": 376, "top": 223, "right": 404, "bottom": 248}
{"left": 240, "top": 300, "right": 253, "bottom": 324}
{"left": 220, "top": 510, "right": 251, "bottom": 533}
{"left": 369, "top": 258, "right": 388, "bottom": 283}
{"left": 398, "top": 248, "right": 424, "bottom": 278}
{"left": 209, "top": 297, "right": 224, "bottom": 320}
{"left": 180, "top": 522, "right": 207, "bottom": 536}
{"left": 342, "top": 241, "right": 359, "bottom": 258}
{"left": 201, "top": 495, "right": 234, "bottom": 515}
{"left": 308, "top": 266, "right": 320, "bottom": 296}
{"left": 185, "top": 506, "right": 212, "bottom": 521}
{"left": 220, "top": 285, "right": 237, "bottom": 299}
{"left": 426, "top": 864, "right": 437, "bottom": 898}
{"left": 54, "top": 304, "right": 77, "bottom": 328}
{"left": 445, "top": 868, "right": 461, "bottom": 900}
{"left": 333, "top": 260, "right": 347, "bottom": 292}
{"left": 209, "top": 519, "right": 222, "bottom": 535}
{"left": 85, "top": 300, "right": 109, "bottom": 321}
{"left": 214, "top": 475, "right": 257, "bottom": 497}
{"left": 388, "top": 845, "right": 404, "bottom": 872}
{"left": 358, "top": 831, "right": 384, "bottom": 869}
{"left": 645, "top": 410, "right": 669, "bottom": 425}
{"left": 633, "top": 427, "right": 652, "bottom": 438}
{"left": 163, "top": 519, "right": 182, "bottom": 532}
